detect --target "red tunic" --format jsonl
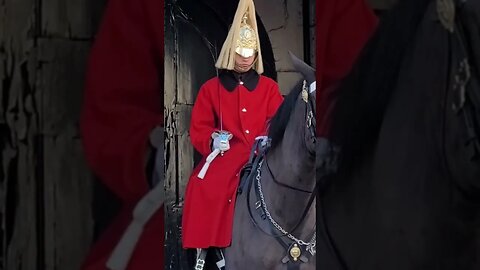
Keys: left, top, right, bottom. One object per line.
{"left": 181, "top": 75, "right": 283, "bottom": 248}
{"left": 80, "top": 0, "right": 164, "bottom": 269}
{"left": 315, "top": 0, "right": 378, "bottom": 137}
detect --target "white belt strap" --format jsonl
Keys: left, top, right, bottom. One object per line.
{"left": 197, "top": 148, "right": 221, "bottom": 179}
{"left": 106, "top": 129, "right": 165, "bottom": 270}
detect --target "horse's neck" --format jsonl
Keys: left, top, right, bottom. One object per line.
{"left": 261, "top": 151, "right": 316, "bottom": 231}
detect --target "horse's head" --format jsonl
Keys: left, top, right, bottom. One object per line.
{"left": 289, "top": 52, "right": 317, "bottom": 155}
{"left": 267, "top": 53, "right": 316, "bottom": 177}
{"left": 443, "top": 3, "right": 480, "bottom": 201}
{"left": 229, "top": 54, "right": 317, "bottom": 267}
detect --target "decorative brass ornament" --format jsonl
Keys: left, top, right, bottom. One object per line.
{"left": 235, "top": 12, "right": 258, "bottom": 58}
{"left": 306, "top": 111, "right": 314, "bottom": 129}
{"left": 289, "top": 244, "right": 301, "bottom": 261}
{"left": 302, "top": 80, "right": 308, "bottom": 103}
{"left": 437, "top": 0, "right": 455, "bottom": 33}
{"left": 452, "top": 58, "right": 471, "bottom": 111}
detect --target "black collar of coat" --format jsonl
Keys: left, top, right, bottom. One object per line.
{"left": 218, "top": 69, "right": 260, "bottom": 92}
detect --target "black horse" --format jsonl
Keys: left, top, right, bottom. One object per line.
{"left": 225, "top": 54, "right": 318, "bottom": 270}
{"left": 317, "top": 0, "right": 480, "bottom": 269}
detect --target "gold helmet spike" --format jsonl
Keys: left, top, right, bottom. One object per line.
{"left": 215, "top": 0, "right": 264, "bottom": 74}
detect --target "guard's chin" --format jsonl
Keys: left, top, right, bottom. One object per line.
{"left": 234, "top": 64, "right": 253, "bottom": 73}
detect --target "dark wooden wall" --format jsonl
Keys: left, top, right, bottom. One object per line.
{"left": 0, "top": 0, "right": 106, "bottom": 269}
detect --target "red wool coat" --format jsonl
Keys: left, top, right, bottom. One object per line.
{"left": 181, "top": 74, "right": 283, "bottom": 248}
{"left": 80, "top": 0, "right": 164, "bottom": 269}
{"left": 315, "top": 0, "right": 378, "bottom": 137}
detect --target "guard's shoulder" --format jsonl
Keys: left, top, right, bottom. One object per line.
{"left": 259, "top": 75, "right": 277, "bottom": 85}
{"left": 197, "top": 76, "right": 220, "bottom": 94}
{"left": 201, "top": 76, "right": 221, "bottom": 88}
{"left": 259, "top": 75, "right": 280, "bottom": 91}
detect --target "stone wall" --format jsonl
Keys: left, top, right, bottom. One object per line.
{"left": 255, "top": 0, "right": 315, "bottom": 94}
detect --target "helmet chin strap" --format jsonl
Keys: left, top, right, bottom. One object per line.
{"left": 234, "top": 65, "right": 251, "bottom": 73}
{"left": 234, "top": 54, "right": 258, "bottom": 73}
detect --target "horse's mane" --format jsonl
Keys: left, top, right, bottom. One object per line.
{"left": 268, "top": 79, "right": 304, "bottom": 150}
{"left": 329, "top": 0, "right": 432, "bottom": 169}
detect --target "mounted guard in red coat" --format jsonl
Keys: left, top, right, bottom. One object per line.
{"left": 181, "top": 0, "right": 284, "bottom": 268}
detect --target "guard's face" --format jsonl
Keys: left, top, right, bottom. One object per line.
{"left": 234, "top": 53, "right": 256, "bottom": 73}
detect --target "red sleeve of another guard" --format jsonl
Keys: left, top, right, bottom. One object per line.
{"left": 315, "top": 0, "right": 378, "bottom": 136}
{"left": 80, "top": 0, "right": 164, "bottom": 203}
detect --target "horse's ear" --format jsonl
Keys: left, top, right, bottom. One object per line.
{"left": 288, "top": 51, "right": 315, "bottom": 84}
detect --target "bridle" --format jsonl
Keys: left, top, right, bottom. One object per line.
{"left": 263, "top": 79, "right": 317, "bottom": 194}
{"left": 239, "top": 80, "right": 318, "bottom": 266}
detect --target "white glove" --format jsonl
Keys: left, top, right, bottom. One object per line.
{"left": 255, "top": 136, "right": 269, "bottom": 147}
{"left": 212, "top": 131, "right": 233, "bottom": 152}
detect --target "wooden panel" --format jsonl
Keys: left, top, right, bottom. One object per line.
{"left": 165, "top": 5, "right": 197, "bottom": 268}
{"left": 42, "top": 136, "right": 93, "bottom": 269}
{"left": 164, "top": 105, "right": 194, "bottom": 269}
{"left": 1, "top": 0, "right": 39, "bottom": 268}
{"left": 175, "top": 105, "right": 194, "bottom": 198}
{"left": 36, "top": 38, "right": 94, "bottom": 270}
{"left": 164, "top": 3, "right": 184, "bottom": 267}
{"left": 5, "top": 143, "right": 39, "bottom": 270}
{"left": 175, "top": 19, "right": 217, "bottom": 106}
{"left": 1, "top": 0, "right": 105, "bottom": 269}
{"left": 36, "top": 39, "right": 88, "bottom": 135}
{"left": 3, "top": 53, "right": 39, "bottom": 270}
{"left": 41, "top": 0, "right": 107, "bottom": 39}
